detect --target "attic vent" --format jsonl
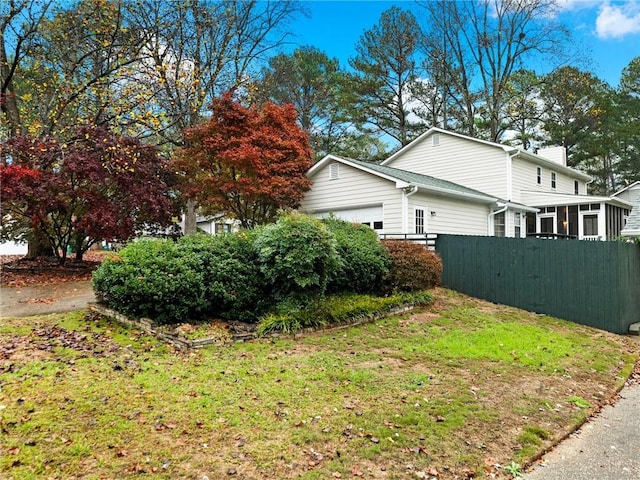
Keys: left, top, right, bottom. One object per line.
{"left": 329, "top": 162, "right": 340, "bottom": 180}
{"left": 432, "top": 134, "right": 440, "bottom": 146}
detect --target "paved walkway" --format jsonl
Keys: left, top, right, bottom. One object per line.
{"left": 524, "top": 363, "right": 640, "bottom": 479}
{"left": 0, "top": 280, "right": 96, "bottom": 317}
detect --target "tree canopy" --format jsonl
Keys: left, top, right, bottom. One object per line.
{"left": 0, "top": 0, "right": 638, "bottom": 252}
{"left": 0, "top": 126, "right": 176, "bottom": 263}
{"left": 174, "top": 94, "right": 313, "bottom": 229}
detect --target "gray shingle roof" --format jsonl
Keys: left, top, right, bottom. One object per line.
{"left": 346, "top": 159, "right": 497, "bottom": 201}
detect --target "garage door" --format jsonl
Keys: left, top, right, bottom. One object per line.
{"left": 318, "top": 206, "right": 384, "bottom": 231}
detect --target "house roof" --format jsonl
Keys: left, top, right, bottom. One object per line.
{"left": 621, "top": 194, "right": 640, "bottom": 237}
{"left": 520, "top": 190, "right": 633, "bottom": 209}
{"left": 382, "top": 127, "right": 591, "bottom": 181}
{"left": 613, "top": 180, "right": 640, "bottom": 197}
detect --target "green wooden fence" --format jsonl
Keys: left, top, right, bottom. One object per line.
{"left": 435, "top": 234, "right": 640, "bottom": 334}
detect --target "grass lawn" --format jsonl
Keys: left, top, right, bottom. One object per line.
{"left": 1, "top": 288, "right": 637, "bottom": 480}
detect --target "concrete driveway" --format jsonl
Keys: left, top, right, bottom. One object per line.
{"left": 0, "top": 280, "right": 96, "bottom": 317}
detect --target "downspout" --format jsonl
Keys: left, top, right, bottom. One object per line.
{"left": 402, "top": 185, "right": 419, "bottom": 233}
{"left": 488, "top": 204, "right": 508, "bottom": 236}
{"left": 506, "top": 151, "right": 513, "bottom": 202}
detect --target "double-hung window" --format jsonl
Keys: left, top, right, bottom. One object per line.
{"left": 494, "top": 211, "right": 505, "bottom": 237}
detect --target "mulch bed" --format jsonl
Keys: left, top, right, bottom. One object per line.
{"left": 0, "top": 252, "right": 109, "bottom": 287}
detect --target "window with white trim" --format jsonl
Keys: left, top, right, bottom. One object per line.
{"left": 550, "top": 171, "right": 556, "bottom": 189}
{"left": 574, "top": 180, "right": 579, "bottom": 194}
{"left": 329, "top": 163, "right": 340, "bottom": 180}
{"left": 514, "top": 212, "right": 521, "bottom": 238}
{"left": 494, "top": 211, "right": 505, "bottom": 237}
{"left": 415, "top": 208, "right": 425, "bottom": 234}
{"left": 536, "top": 167, "right": 541, "bottom": 185}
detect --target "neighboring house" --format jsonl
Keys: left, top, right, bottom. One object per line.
{"left": 301, "top": 127, "right": 632, "bottom": 240}
{"left": 617, "top": 181, "right": 640, "bottom": 238}
{"left": 613, "top": 181, "right": 640, "bottom": 206}
{"left": 179, "top": 213, "right": 238, "bottom": 235}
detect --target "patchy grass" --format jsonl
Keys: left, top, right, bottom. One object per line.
{"left": 0, "top": 289, "right": 637, "bottom": 480}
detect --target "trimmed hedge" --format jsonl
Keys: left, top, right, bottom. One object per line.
{"left": 92, "top": 216, "right": 441, "bottom": 326}
{"left": 381, "top": 240, "right": 443, "bottom": 292}
{"left": 253, "top": 213, "right": 341, "bottom": 305}
{"left": 321, "top": 216, "right": 391, "bottom": 295}
{"left": 92, "top": 239, "right": 208, "bottom": 324}
{"left": 93, "top": 234, "right": 268, "bottom": 324}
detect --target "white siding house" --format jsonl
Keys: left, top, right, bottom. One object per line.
{"left": 300, "top": 156, "right": 509, "bottom": 237}
{"left": 615, "top": 182, "right": 640, "bottom": 238}
{"left": 381, "top": 128, "right": 631, "bottom": 240}
{"left": 301, "top": 128, "right": 632, "bottom": 241}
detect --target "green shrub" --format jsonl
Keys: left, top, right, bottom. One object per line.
{"left": 93, "top": 234, "right": 269, "bottom": 324}
{"left": 253, "top": 213, "right": 341, "bottom": 305}
{"left": 321, "top": 216, "right": 391, "bottom": 295}
{"left": 92, "top": 239, "right": 208, "bottom": 324}
{"left": 381, "top": 240, "right": 442, "bottom": 292}
{"left": 177, "top": 233, "right": 268, "bottom": 322}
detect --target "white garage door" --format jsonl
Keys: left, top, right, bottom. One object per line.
{"left": 319, "top": 206, "right": 384, "bottom": 231}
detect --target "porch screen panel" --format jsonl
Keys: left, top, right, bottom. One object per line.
{"left": 556, "top": 206, "right": 567, "bottom": 235}
{"left": 568, "top": 206, "right": 578, "bottom": 237}
{"left": 583, "top": 215, "right": 598, "bottom": 236}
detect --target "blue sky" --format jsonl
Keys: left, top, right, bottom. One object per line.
{"left": 287, "top": 0, "right": 640, "bottom": 87}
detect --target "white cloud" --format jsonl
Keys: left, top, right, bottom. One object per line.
{"left": 596, "top": 1, "right": 640, "bottom": 39}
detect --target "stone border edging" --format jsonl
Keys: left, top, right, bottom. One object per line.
{"left": 87, "top": 302, "right": 421, "bottom": 349}
{"left": 88, "top": 303, "right": 230, "bottom": 349}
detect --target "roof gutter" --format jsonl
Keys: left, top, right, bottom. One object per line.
{"left": 413, "top": 184, "right": 497, "bottom": 204}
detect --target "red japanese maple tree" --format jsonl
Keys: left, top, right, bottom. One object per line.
{"left": 174, "top": 93, "right": 313, "bottom": 228}
{"left": 0, "top": 126, "right": 176, "bottom": 264}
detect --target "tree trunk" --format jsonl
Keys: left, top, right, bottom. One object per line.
{"left": 26, "top": 229, "right": 53, "bottom": 260}
{"left": 184, "top": 199, "right": 197, "bottom": 234}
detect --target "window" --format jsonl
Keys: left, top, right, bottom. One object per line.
{"left": 574, "top": 180, "right": 579, "bottom": 195}
{"left": 432, "top": 134, "right": 440, "bottom": 146}
{"left": 215, "top": 223, "right": 231, "bottom": 234}
{"left": 583, "top": 214, "right": 598, "bottom": 236}
{"left": 329, "top": 163, "right": 340, "bottom": 180}
{"left": 550, "top": 172, "right": 556, "bottom": 189}
{"left": 373, "top": 221, "right": 383, "bottom": 230}
{"left": 514, "top": 212, "right": 521, "bottom": 238}
{"left": 494, "top": 211, "right": 505, "bottom": 237}
{"left": 536, "top": 167, "right": 541, "bottom": 185}
{"left": 415, "top": 208, "right": 425, "bottom": 234}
